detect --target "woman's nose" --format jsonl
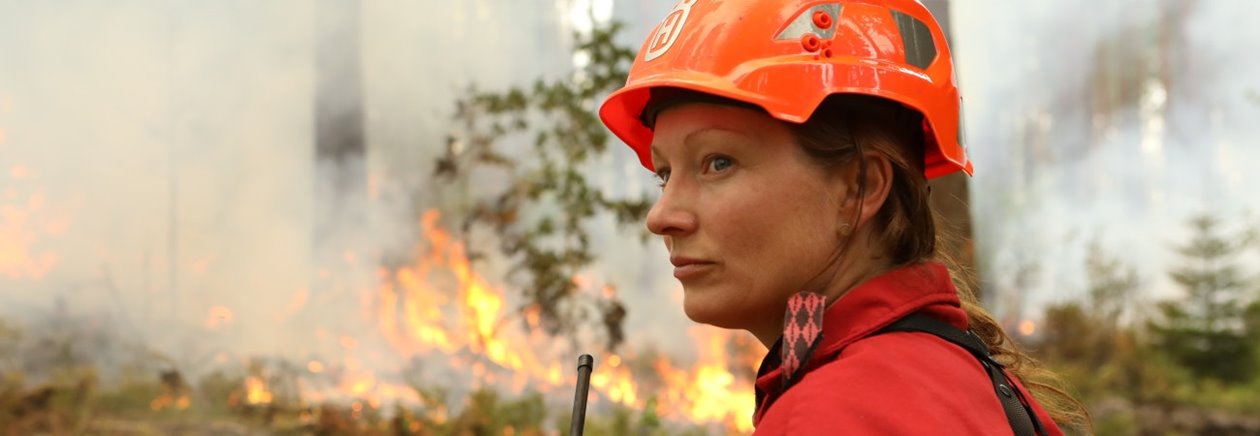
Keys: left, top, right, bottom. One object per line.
{"left": 646, "top": 187, "right": 697, "bottom": 237}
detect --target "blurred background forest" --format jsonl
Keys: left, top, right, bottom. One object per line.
{"left": 1, "top": 1, "right": 1259, "bottom": 435}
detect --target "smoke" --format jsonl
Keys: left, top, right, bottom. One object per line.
{"left": 0, "top": 0, "right": 715, "bottom": 397}
{"left": 0, "top": 1, "right": 311, "bottom": 356}
{"left": 954, "top": 0, "right": 1260, "bottom": 318}
{"left": 10, "top": 0, "right": 1256, "bottom": 389}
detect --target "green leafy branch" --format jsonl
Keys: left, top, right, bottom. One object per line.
{"left": 434, "top": 22, "right": 651, "bottom": 350}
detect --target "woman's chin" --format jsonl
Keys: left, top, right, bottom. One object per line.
{"left": 682, "top": 292, "right": 746, "bottom": 330}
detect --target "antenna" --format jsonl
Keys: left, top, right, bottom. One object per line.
{"left": 569, "top": 354, "right": 594, "bottom": 436}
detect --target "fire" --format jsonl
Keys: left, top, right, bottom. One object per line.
{"left": 376, "top": 211, "right": 544, "bottom": 377}
{"left": 590, "top": 359, "right": 640, "bottom": 406}
{"left": 150, "top": 393, "right": 190, "bottom": 411}
{"left": 652, "top": 328, "right": 757, "bottom": 433}
{"left": 375, "top": 210, "right": 636, "bottom": 405}
{"left": 205, "top": 305, "right": 233, "bottom": 330}
{"left": 0, "top": 91, "right": 759, "bottom": 431}
{"left": 1018, "top": 319, "right": 1036, "bottom": 336}
{"left": 0, "top": 164, "right": 61, "bottom": 279}
{"left": 300, "top": 364, "right": 420, "bottom": 408}
{"left": 244, "top": 376, "right": 273, "bottom": 405}
{"left": 359, "top": 209, "right": 759, "bottom": 432}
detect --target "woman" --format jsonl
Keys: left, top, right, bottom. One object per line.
{"left": 599, "top": 1, "right": 1089, "bottom": 434}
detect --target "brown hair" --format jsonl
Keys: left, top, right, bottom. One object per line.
{"left": 791, "top": 94, "right": 1092, "bottom": 432}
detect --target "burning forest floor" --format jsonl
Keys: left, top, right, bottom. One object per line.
{"left": 0, "top": 194, "right": 761, "bottom": 435}
{"left": 0, "top": 327, "right": 739, "bottom": 435}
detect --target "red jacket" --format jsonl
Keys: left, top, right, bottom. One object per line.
{"left": 751, "top": 262, "right": 1063, "bottom": 435}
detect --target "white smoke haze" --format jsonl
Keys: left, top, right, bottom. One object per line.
{"left": 955, "top": 0, "right": 1260, "bottom": 320}
{"left": 0, "top": 0, "right": 744, "bottom": 428}
{"left": 0, "top": 0, "right": 316, "bottom": 369}
{"left": 3, "top": 0, "right": 1258, "bottom": 431}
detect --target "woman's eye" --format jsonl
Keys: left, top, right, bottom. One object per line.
{"left": 654, "top": 169, "right": 671, "bottom": 187}
{"left": 707, "top": 156, "right": 733, "bottom": 173}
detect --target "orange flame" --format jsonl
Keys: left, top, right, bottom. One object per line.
{"left": 204, "top": 306, "right": 234, "bottom": 330}
{"left": 374, "top": 210, "right": 581, "bottom": 397}
{"left": 1018, "top": 319, "right": 1036, "bottom": 336}
{"left": 0, "top": 166, "right": 61, "bottom": 279}
{"left": 652, "top": 328, "right": 756, "bottom": 433}
{"left": 150, "top": 392, "right": 190, "bottom": 411}
{"left": 358, "top": 209, "right": 758, "bottom": 431}
{"left": 244, "top": 376, "right": 273, "bottom": 405}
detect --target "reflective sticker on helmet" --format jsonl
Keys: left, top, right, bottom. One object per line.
{"left": 776, "top": 3, "right": 842, "bottom": 42}
{"left": 891, "top": 10, "right": 937, "bottom": 69}
{"left": 645, "top": 0, "right": 698, "bottom": 62}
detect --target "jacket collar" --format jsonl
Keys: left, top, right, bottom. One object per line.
{"left": 752, "top": 261, "right": 966, "bottom": 425}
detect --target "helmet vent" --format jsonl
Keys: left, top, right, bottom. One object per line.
{"left": 891, "top": 10, "right": 937, "bottom": 69}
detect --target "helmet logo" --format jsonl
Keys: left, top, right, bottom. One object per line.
{"left": 644, "top": 0, "right": 697, "bottom": 62}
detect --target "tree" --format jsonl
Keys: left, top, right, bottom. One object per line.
{"left": 1039, "top": 242, "right": 1139, "bottom": 369}
{"left": 433, "top": 22, "right": 650, "bottom": 350}
{"left": 1084, "top": 241, "right": 1140, "bottom": 332}
{"left": 1245, "top": 215, "right": 1260, "bottom": 353}
{"left": 1149, "top": 215, "right": 1257, "bottom": 383}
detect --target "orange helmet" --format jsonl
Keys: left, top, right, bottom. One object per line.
{"left": 599, "top": 0, "right": 971, "bottom": 178}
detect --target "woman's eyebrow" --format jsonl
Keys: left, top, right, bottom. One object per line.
{"left": 650, "top": 126, "right": 745, "bottom": 158}
{"left": 683, "top": 126, "right": 739, "bottom": 147}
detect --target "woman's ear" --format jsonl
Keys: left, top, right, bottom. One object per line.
{"left": 837, "top": 150, "right": 894, "bottom": 227}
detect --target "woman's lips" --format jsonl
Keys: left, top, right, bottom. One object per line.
{"left": 670, "top": 256, "right": 715, "bottom": 280}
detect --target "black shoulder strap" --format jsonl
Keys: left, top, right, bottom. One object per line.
{"left": 875, "top": 313, "right": 1047, "bottom": 436}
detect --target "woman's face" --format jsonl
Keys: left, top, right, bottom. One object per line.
{"left": 647, "top": 103, "right": 848, "bottom": 336}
